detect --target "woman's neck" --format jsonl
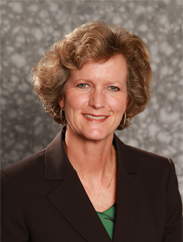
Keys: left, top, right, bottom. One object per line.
{"left": 64, "top": 125, "right": 115, "bottom": 181}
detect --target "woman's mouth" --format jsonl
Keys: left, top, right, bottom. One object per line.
{"left": 83, "top": 114, "right": 108, "bottom": 122}
{"left": 84, "top": 114, "right": 106, "bottom": 120}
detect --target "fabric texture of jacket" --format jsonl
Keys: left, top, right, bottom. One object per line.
{"left": 1, "top": 127, "right": 182, "bottom": 242}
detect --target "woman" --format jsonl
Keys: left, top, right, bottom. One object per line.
{"left": 1, "top": 21, "right": 182, "bottom": 242}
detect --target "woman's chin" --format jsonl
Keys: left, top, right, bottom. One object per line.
{"left": 66, "top": 124, "right": 114, "bottom": 142}
{"left": 80, "top": 129, "right": 113, "bottom": 142}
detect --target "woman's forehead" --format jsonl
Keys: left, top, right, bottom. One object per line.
{"left": 68, "top": 54, "right": 128, "bottom": 81}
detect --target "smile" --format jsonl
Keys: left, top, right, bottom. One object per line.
{"left": 84, "top": 114, "right": 107, "bottom": 120}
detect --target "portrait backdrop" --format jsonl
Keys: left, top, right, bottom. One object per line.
{"left": 1, "top": 1, "right": 183, "bottom": 201}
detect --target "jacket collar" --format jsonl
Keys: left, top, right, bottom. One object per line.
{"left": 113, "top": 134, "right": 143, "bottom": 241}
{"left": 44, "top": 126, "right": 138, "bottom": 180}
{"left": 44, "top": 126, "right": 72, "bottom": 180}
{"left": 113, "top": 133, "right": 138, "bottom": 175}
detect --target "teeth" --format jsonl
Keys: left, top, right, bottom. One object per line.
{"left": 84, "top": 114, "right": 106, "bottom": 120}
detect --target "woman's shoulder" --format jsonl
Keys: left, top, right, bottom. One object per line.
{"left": 114, "top": 134, "right": 175, "bottom": 175}
{"left": 115, "top": 136, "right": 180, "bottom": 201}
{"left": 1, "top": 130, "right": 64, "bottom": 178}
{"left": 126, "top": 143, "right": 172, "bottom": 164}
{"left": 1, "top": 148, "right": 46, "bottom": 181}
{"left": 126, "top": 144, "right": 175, "bottom": 178}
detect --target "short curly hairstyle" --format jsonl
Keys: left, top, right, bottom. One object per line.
{"left": 33, "top": 20, "right": 152, "bottom": 130}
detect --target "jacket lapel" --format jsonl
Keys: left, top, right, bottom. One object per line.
{"left": 44, "top": 128, "right": 111, "bottom": 242}
{"left": 113, "top": 135, "right": 143, "bottom": 242}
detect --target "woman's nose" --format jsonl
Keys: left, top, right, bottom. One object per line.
{"left": 88, "top": 89, "right": 106, "bottom": 109}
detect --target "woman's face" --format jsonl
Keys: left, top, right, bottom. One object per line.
{"left": 59, "top": 54, "right": 128, "bottom": 142}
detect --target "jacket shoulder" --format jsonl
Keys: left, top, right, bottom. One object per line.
{"left": 126, "top": 144, "right": 171, "bottom": 163}
{"left": 127, "top": 144, "right": 173, "bottom": 168}
{"left": 114, "top": 135, "right": 174, "bottom": 181}
{"left": 1, "top": 149, "right": 46, "bottom": 180}
{"left": 123, "top": 144, "right": 177, "bottom": 186}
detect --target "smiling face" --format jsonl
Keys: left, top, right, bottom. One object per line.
{"left": 59, "top": 54, "right": 128, "bottom": 142}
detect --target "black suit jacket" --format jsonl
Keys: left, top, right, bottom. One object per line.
{"left": 1, "top": 128, "right": 182, "bottom": 242}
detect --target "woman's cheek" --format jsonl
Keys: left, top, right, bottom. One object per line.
{"left": 108, "top": 96, "right": 126, "bottom": 112}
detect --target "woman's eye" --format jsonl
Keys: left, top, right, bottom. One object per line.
{"left": 108, "top": 86, "right": 120, "bottom": 91}
{"left": 77, "top": 83, "right": 89, "bottom": 88}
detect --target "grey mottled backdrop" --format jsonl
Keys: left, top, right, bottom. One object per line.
{"left": 1, "top": 1, "right": 183, "bottom": 201}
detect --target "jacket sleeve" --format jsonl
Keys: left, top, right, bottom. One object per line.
{"left": 163, "top": 159, "right": 182, "bottom": 242}
{"left": 1, "top": 170, "right": 29, "bottom": 242}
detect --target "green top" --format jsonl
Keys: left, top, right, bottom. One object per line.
{"left": 97, "top": 204, "right": 116, "bottom": 240}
